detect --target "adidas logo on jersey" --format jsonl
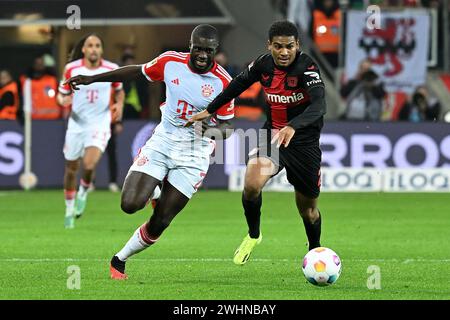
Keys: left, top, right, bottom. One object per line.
{"left": 266, "top": 92, "right": 305, "bottom": 104}
{"left": 171, "top": 78, "right": 180, "bottom": 85}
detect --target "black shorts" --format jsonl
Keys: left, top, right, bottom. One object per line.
{"left": 249, "top": 140, "right": 322, "bottom": 199}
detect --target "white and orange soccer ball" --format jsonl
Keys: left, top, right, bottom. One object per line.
{"left": 302, "top": 247, "right": 342, "bottom": 286}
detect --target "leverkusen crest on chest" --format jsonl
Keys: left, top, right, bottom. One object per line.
{"left": 287, "top": 76, "right": 298, "bottom": 87}
{"left": 201, "top": 84, "right": 214, "bottom": 97}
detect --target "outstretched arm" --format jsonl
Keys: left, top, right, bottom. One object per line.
{"left": 200, "top": 119, "right": 234, "bottom": 140}
{"left": 185, "top": 74, "right": 256, "bottom": 126}
{"left": 185, "top": 57, "right": 263, "bottom": 126}
{"left": 65, "top": 65, "right": 144, "bottom": 91}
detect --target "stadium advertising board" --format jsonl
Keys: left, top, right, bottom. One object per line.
{"left": 229, "top": 168, "right": 450, "bottom": 192}
{"left": 345, "top": 10, "right": 430, "bottom": 94}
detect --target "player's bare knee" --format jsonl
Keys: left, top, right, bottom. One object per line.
{"left": 299, "top": 207, "right": 319, "bottom": 223}
{"left": 65, "top": 167, "right": 77, "bottom": 177}
{"left": 122, "top": 191, "right": 149, "bottom": 214}
{"left": 120, "top": 200, "right": 139, "bottom": 214}
{"left": 65, "top": 162, "right": 79, "bottom": 174}
{"left": 120, "top": 194, "right": 142, "bottom": 214}
{"left": 82, "top": 161, "right": 97, "bottom": 171}
{"left": 243, "top": 183, "right": 262, "bottom": 200}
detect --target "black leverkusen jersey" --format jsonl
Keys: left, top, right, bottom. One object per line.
{"left": 207, "top": 51, "right": 326, "bottom": 145}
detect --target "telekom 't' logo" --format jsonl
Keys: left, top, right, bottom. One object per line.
{"left": 87, "top": 89, "right": 99, "bottom": 103}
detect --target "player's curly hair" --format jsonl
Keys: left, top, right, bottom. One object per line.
{"left": 268, "top": 20, "right": 298, "bottom": 41}
{"left": 68, "top": 33, "right": 104, "bottom": 62}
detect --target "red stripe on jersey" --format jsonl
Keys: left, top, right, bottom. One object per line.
{"left": 158, "top": 55, "right": 187, "bottom": 62}
{"left": 262, "top": 70, "right": 309, "bottom": 129}
{"left": 101, "top": 59, "right": 120, "bottom": 69}
{"left": 159, "top": 51, "right": 188, "bottom": 60}
{"left": 211, "top": 65, "right": 231, "bottom": 86}
{"left": 211, "top": 64, "right": 234, "bottom": 119}
{"left": 59, "top": 59, "right": 83, "bottom": 93}
{"left": 161, "top": 50, "right": 188, "bottom": 56}
{"left": 216, "top": 65, "right": 233, "bottom": 82}
{"left": 112, "top": 82, "right": 122, "bottom": 89}
{"left": 65, "top": 59, "right": 83, "bottom": 72}
{"left": 142, "top": 52, "right": 187, "bottom": 82}
{"left": 317, "top": 169, "right": 322, "bottom": 187}
{"left": 270, "top": 106, "right": 288, "bottom": 129}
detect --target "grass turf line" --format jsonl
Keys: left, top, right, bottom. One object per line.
{"left": 0, "top": 190, "right": 449, "bottom": 299}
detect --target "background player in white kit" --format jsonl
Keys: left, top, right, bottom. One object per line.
{"left": 66, "top": 25, "right": 234, "bottom": 279}
{"left": 57, "top": 34, "right": 124, "bottom": 229}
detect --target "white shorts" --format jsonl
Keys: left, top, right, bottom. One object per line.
{"left": 63, "top": 128, "right": 111, "bottom": 161}
{"left": 129, "top": 134, "right": 213, "bottom": 199}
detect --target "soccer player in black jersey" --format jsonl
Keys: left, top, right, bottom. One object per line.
{"left": 186, "top": 21, "right": 326, "bottom": 265}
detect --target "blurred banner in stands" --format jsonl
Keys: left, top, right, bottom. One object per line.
{"left": 345, "top": 10, "right": 431, "bottom": 94}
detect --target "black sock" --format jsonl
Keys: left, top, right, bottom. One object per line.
{"left": 111, "top": 255, "right": 126, "bottom": 273}
{"left": 242, "top": 192, "right": 262, "bottom": 239}
{"left": 303, "top": 211, "right": 322, "bottom": 251}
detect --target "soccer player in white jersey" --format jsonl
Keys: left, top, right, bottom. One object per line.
{"left": 57, "top": 34, "right": 124, "bottom": 229}
{"left": 66, "top": 25, "right": 234, "bottom": 279}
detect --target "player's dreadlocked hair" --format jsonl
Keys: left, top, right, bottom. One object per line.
{"left": 268, "top": 21, "right": 299, "bottom": 41}
{"left": 68, "top": 33, "right": 104, "bottom": 62}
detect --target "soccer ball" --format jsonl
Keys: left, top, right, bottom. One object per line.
{"left": 302, "top": 247, "right": 342, "bottom": 286}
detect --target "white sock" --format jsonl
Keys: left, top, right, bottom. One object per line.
{"left": 78, "top": 186, "right": 87, "bottom": 198}
{"left": 78, "top": 179, "right": 90, "bottom": 198}
{"left": 116, "top": 223, "right": 159, "bottom": 261}
{"left": 152, "top": 185, "right": 161, "bottom": 200}
{"left": 65, "top": 200, "right": 74, "bottom": 217}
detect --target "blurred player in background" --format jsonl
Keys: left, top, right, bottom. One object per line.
{"left": 187, "top": 21, "right": 326, "bottom": 265}
{"left": 57, "top": 34, "right": 124, "bottom": 229}
{"left": 66, "top": 24, "right": 234, "bottom": 279}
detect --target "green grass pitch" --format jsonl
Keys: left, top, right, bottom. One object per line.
{"left": 0, "top": 190, "right": 449, "bottom": 300}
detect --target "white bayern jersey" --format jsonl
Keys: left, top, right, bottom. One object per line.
{"left": 141, "top": 51, "right": 234, "bottom": 143}
{"left": 59, "top": 59, "right": 123, "bottom": 132}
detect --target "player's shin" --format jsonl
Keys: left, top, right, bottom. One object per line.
{"left": 242, "top": 192, "right": 262, "bottom": 239}
{"left": 64, "top": 189, "right": 76, "bottom": 228}
{"left": 64, "top": 189, "right": 76, "bottom": 214}
{"left": 302, "top": 210, "right": 322, "bottom": 251}
{"left": 74, "top": 178, "right": 92, "bottom": 218}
